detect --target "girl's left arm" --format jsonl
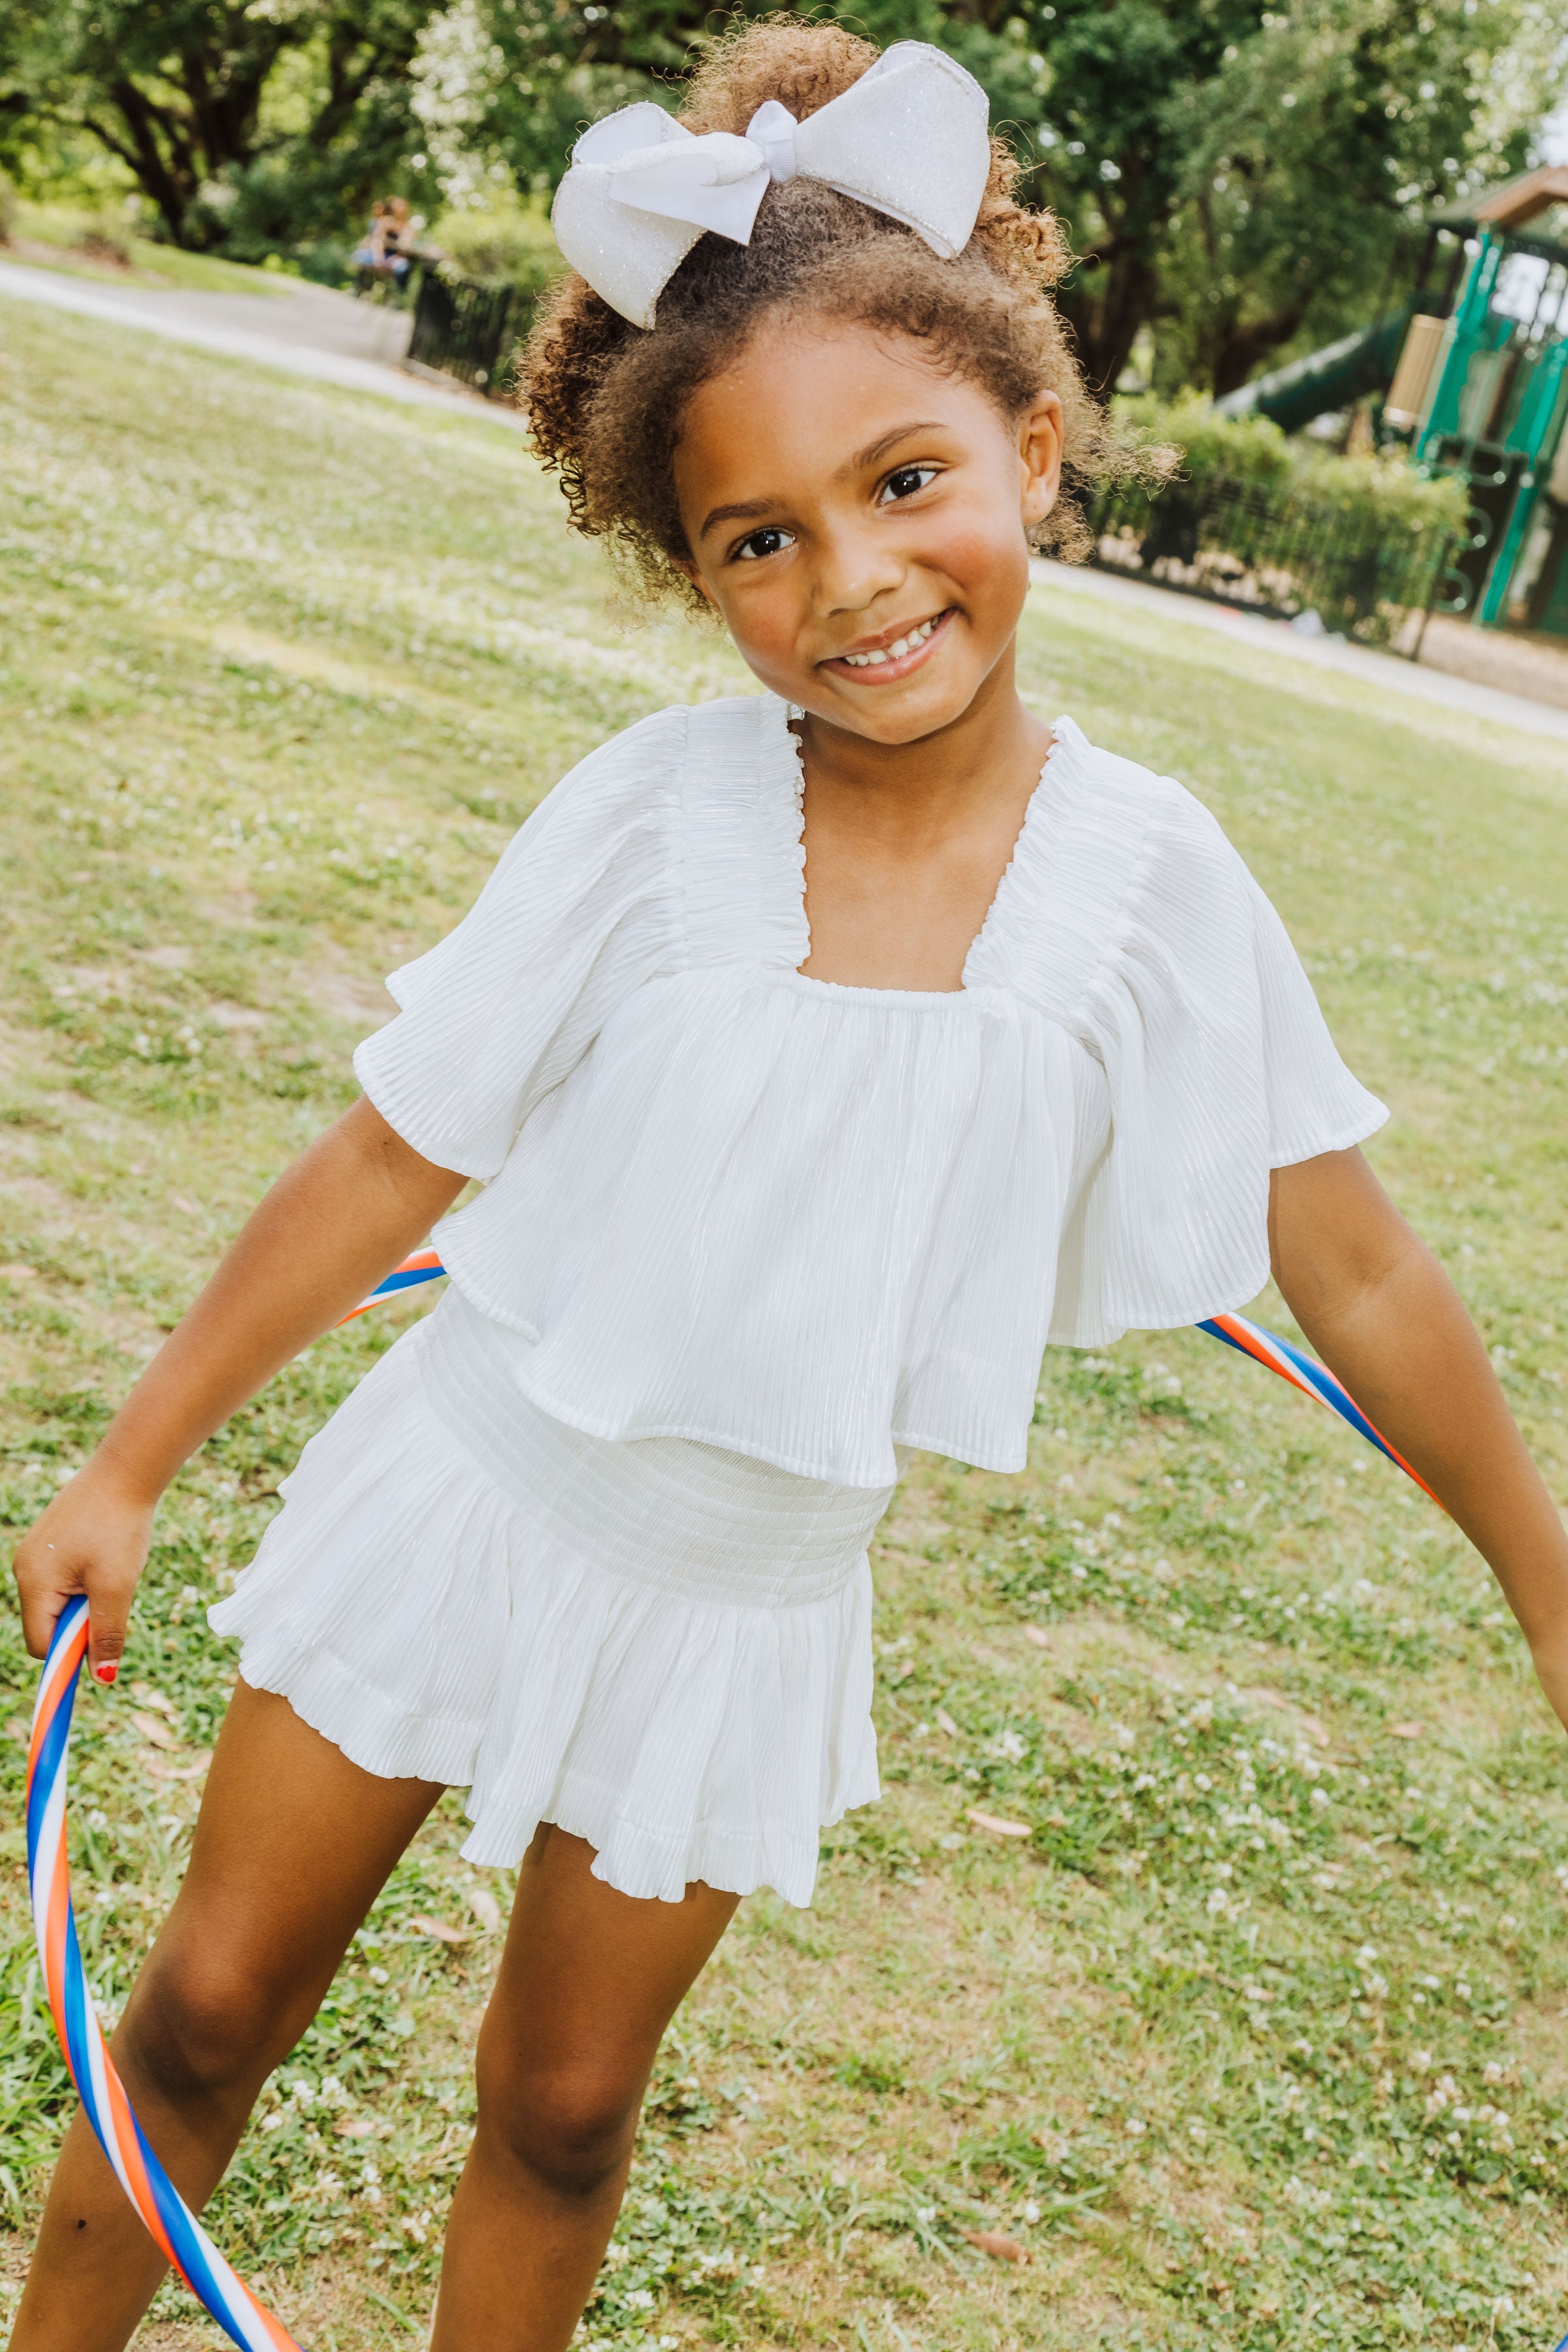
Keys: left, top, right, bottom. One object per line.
{"left": 1270, "top": 1147, "right": 1568, "bottom": 1731}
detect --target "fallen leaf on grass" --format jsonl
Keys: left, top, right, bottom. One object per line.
{"left": 335, "top": 2118, "right": 378, "bottom": 2139}
{"left": 1247, "top": 1688, "right": 1328, "bottom": 1744}
{"left": 1390, "top": 1722, "right": 1424, "bottom": 1740}
{"left": 408, "top": 1915, "right": 468, "bottom": 1946}
{"left": 131, "top": 1712, "right": 179, "bottom": 1750}
{"left": 934, "top": 1708, "right": 959, "bottom": 1737}
{"left": 967, "top": 1809, "right": 1031, "bottom": 1839}
{"left": 962, "top": 2228, "right": 1028, "bottom": 2262}
{"left": 467, "top": 1888, "right": 502, "bottom": 1935}
{"left": 1021, "top": 1626, "right": 1050, "bottom": 1649}
{"left": 0, "top": 1263, "right": 37, "bottom": 1280}
{"left": 130, "top": 1684, "right": 178, "bottom": 1718}
{"left": 144, "top": 1751, "right": 212, "bottom": 1783}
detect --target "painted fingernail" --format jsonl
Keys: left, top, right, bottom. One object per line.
{"left": 93, "top": 1663, "right": 118, "bottom": 1686}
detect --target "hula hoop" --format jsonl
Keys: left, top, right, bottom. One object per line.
{"left": 350, "top": 1257, "right": 1451, "bottom": 1519}
{"left": 22, "top": 1250, "right": 1448, "bottom": 2342}
{"left": 26, "top": 1596, "right": 304, "bottom": 2349}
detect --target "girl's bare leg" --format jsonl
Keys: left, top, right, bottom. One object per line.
{"left": 9, "top": 1680, "right": 443, "bottom": 2352}
{"left": 431, "top": 1828, "right": 737, "bottom": 2351}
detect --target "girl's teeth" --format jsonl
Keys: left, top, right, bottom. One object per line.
{"left": 840, "top": 615, "right": 939, "bottom": 668}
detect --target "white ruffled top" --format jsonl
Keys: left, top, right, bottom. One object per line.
{"left": 354, "top": 695, "right": 1385, "bottom": 1490}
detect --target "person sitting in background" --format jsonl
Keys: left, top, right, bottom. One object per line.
{"left": 351, "top": 198, "right": 428, "bottom": 291}
{"left": 381, "top": 197, "right": 416, "bottom": 288}
{"left": 351, "top": 199, "right": 392, "bottom": 285}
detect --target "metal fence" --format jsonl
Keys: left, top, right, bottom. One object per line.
{"left": 1086, "top": 476, "right": 1461, "bottom": 651}
{"left": 406, "top": 269, "right": 527, "bottom": 397}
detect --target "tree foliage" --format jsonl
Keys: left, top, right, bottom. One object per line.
{"left": 406, "top": 0, "right": 1564, "bottom": 394}
{"left": 1154, "top": 0, "right": 1553, "bottom": 397}
{"left": 1014, "top": 0, "right": 1556, "bottom": 393}
{"left": 1, "top": 0, "right": 1563, "bottom": 393}
{"left": 0, "top": 0, "right": 436, "bottom": 255}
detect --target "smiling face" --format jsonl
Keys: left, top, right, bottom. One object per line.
{"left": 673, "top": 316, "right": 1063, "bottom": 747}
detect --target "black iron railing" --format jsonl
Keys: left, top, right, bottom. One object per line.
{"left": 1087, "top": 476, "right": 1460, "bottom": 651}
{"left": 406, "top": 268, "right": 527, "bottom": 397}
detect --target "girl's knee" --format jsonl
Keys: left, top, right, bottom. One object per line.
{"left": 122, "top": 1938, "right": 300, "bottom": 2105}
{"left": 476, "top": 2050, "right": 642, "bottom": 2200}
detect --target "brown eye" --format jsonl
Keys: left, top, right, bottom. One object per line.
{"left": 734, "top": 526, "right": 794, "bottom": 562}
{"left": 879, "top": 465, "right": 938, "bottom": 504}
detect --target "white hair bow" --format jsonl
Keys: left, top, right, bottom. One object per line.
{"left": 551, "top": 42, "right": 991, "bottom": 331}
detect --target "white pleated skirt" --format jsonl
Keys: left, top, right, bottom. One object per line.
{"left": 207, "top": 1292, "right": 899, "bottom": 1906}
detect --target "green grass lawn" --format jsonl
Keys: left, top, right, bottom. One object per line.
{"left": 2, "top": 292, "right": 1568, "bottom": 2352}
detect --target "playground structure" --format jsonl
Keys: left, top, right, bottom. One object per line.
{"left": 1218, "top": 165, "right": 1568, "bottom": 640}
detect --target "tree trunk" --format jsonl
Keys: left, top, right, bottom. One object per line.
{"left": 106, "top": 78, "right": 199, "bottom": 244}
{"left": 1209, "top": 304, "right": 1305, "bottom": 399}
{"left": 1056, "top": 242, "right": 1160, "bottom": 400}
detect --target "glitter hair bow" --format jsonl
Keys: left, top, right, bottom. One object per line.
{"left": 550, "top": 41, "right": 992, "bottom": 330}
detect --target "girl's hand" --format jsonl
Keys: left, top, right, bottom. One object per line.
{"left": 12, "top": 1457, "right": 156, "bottom": 1681}
{"left": 7, "top": 1102, "right": 463, "bottom": 1687}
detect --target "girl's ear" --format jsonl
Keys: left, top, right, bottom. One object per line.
{"left": 1019, "top": 389, "right": 1064, "bottom": 529}
{"left": 675, "top": 556, "right": 721, "bottom": 613}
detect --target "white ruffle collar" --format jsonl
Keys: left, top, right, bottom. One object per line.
{"left": 762, "top": 697, "right": 1090, "bottom": 1000}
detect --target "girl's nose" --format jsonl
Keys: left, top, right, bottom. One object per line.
{"left": 809, "top": 525, "right": 904, "bottom": 619}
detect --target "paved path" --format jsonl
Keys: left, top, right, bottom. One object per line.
{"left": 0, "top": 258, "right": 525, "bottom": 428}
{"left": 1032, "top": 560, "right": 1568, "bottom": 746}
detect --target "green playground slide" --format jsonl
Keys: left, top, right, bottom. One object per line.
{"left": 1215, "top": 306, "right": 1413, "bottom": 434}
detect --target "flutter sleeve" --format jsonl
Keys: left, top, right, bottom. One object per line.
{"left": 353, "top": 707, "right": 685, "bottom": 1180}
{"left": 1049, "top": 777, "right": 1386, "bottom": 1345}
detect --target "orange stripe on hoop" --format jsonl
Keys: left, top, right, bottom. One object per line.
{"left": 239, "top": 2276, "right": 306, "bottom": 2350}
{"left": 1373, "top": 1433, "right": 1443, "bottom": 1507}
{"left": 28, "top": 1622, "right": 88, "bottom": 1782}
{"left": 1209, "top": 1316, "right": 1319, "bottom": 1401}
{"left": 42, "top": 1829, "right": 73, "bottom": 2056}
{"left": 336, "top": 1295, "right": 382, "bottom": 1325}
{"left": 103, "top": 2059, "right": 182, "bottom": 2270}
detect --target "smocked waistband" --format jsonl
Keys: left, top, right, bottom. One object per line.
{"left": 417, "top": 1292, "right": 895, "bottom": 1609}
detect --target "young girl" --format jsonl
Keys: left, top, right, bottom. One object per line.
{"left": 12, "top": 22, "right": 1568, "bottom": 2349}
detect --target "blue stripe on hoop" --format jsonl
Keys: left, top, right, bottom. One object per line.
{"left": 25, "top": 1691, "right": 72, "bottom": 1880}
{"left": 1196, "top": 1316, "right": 1255, "bottom": 1360}
{"left": 1263, "top": 1326, "right": 1405, "bottom": 1468}
{"left": 368, "top": 1262, "right": 446, "bottom": 1301}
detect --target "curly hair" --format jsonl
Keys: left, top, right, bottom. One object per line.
{"left": 523, "top": 18, "right": 1124, "bottom": 613}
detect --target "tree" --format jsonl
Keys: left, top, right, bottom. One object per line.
{"left": 0, "top": 0, "right": 437, "bottom": 253}
{"left": 407, "top": 0, "right": 1042, "bottom": 210}
{"left": 1154, "top": 0, "right": 1558, "bottom": 398}
{"left": 1002, "top": 0, "right": 1273, "bottom": 397}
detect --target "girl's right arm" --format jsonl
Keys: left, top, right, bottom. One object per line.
{"left": 10, "top": 1098, "right": 466, "bottom": 1680}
